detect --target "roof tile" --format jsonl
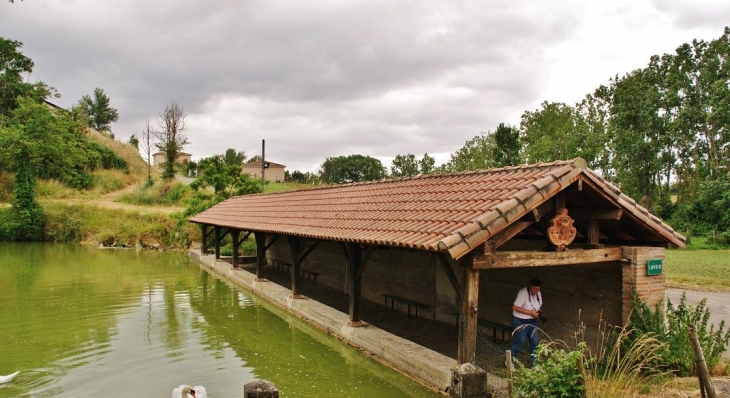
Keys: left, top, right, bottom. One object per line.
{"left": 190, "top": 158, "right": 686, "bottom": 259}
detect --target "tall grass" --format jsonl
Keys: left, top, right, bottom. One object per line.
{"left": 116, "top": 180, "right": 193, "bottom": 206}
{"left": 583, "top": 321, "right": 669, "bottom": 397}
{"left": 85, "top": 128, "right": 152, "bottom": 177}
{"left": 43, "top": 202, "right": 196, "bottom": 248}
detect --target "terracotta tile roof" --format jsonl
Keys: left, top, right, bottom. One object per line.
{"left": 190, "top": 158, "right": 686, "bottom": 259}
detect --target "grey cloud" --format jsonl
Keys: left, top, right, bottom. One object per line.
{"left": 3, "top": 0, "right": 724, "bottom": 173}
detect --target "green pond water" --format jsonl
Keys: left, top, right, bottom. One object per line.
{"left": 0, "top": 243, "right": 440, "bottom": 398}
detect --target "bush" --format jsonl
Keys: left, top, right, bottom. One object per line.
{"left": 1, "top": 165, "right": 46, "bottom": 241}
{"left": 670, "top": 179, "right": 730, "bottom": 236}
{"left": 86, "top": 140, "right": 129, "bottom": 171}
{"left": 160, "top": 182, "right": 191, "bottom": 205}
{"left": 512, "top": 342, "right": 586, "bottom": 397}
{"left": 629, "top": 290, "right": 730, "bottom": 376}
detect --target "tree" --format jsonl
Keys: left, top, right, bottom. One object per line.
{"left": 74, "top": 88, "right": 119, "bottom": 134}
{"left": 391, "top": 154, "right": 419, "bottom": 177}
{"left": 391, "top": 153, "right": 437, "bottom": 177}
{"left": 139, "top": 118, "right": 154, "bottom": 183}
{"left": 0, "top": 37, "right": 53, "bottom": 118}
{"left": 443, "top": 132, "right": 498, "bottom": 172}
{"left": 223, "top": 148, "right": 246, "bottom": 169}
{"left": 419, "top": 153, "right": 436, "bottom": 174}
{"left": 491, "top": 123, "right": 521, "bottom": 167}
{"left": 191, "top": 152, "right": 259, "bottom": 199}
{"left": 520, "top": 102, "right": 586, "bottom": 164}
{"left": 606, "top": 69, "right": 665, "bottom": 206}
{"left": 154, "top": 102, "right": 189, "bottom": 180}
{"left": 319, "top": 155, "right": 387, "bottom": 183}
{"left": 0, "top": 97, "right": 80, "bottom": 240}
{"left": 128, "top": 134, "right": 139, "bottom": 149}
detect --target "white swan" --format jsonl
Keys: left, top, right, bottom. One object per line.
{"left": 0, "top": 371, "right": 19, "bottom": 384}
{"left": 172, "top": 384, "right": 207, "bottom": 398}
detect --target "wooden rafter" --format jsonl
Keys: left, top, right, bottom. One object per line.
{"left": 488, "top": 221, "right": 534, "bottom": 250}
{"left": 299, "top": 240, "right": 321, "bottom": 263}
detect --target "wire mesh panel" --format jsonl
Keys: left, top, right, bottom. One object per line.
{"left": 475, "top": 332, "right": 531, "bottom": 374}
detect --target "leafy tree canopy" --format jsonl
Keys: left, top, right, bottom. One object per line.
{"left": 390, "top": 154, "right": 419, "bottom": 177}
{"left": 319, "top": 154, "right": 387, "bottom": 183}
{"left": 0, "top": 97, "right": 126, "bottom": 189}
{"left": 390, "top": 153, "right": 437, "bottom": 177}
{"left": 74, "top": 87, "right": 119, "bottom": 133}
{"left": 0, "top": 37, "right": 54, "bottom": 117}
{"left": 192, "top": 150, "right": 259, "bottom": 199}
{"left": 443, "top": 132, "right": 498, "bottom": 172}
{"left": 491, "top": 123, "right": 521, "bottom": 167}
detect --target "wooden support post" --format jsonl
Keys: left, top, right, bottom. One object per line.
{"left": 289, "top": 236, "right": 302, "bottom": 298}
{"left": 231, "top": 229, "right": 240, "bottom": 268}
{"left": 584, "top": 218, "right": 604, "bottom": 249}
{"left": 214, "top": 226, "right": 221, "bottom": 259}
{"left": 201, "top": 225, "right": 208, "bottom": 255}
{"left": 457, "top": 256, "right": 479, "bottom": 365}
{"left": 347, "top": 243, "right": 363, "bottom": 326}
{"left": 255, "top": 232, "right": 267, "bottom": 280}
{"left": 689, "top": 327, "right": 717, "bottom": 398}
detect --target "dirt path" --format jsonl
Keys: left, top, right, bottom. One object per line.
{"left": 47, "top": 182, "right": 185, "bottom": 215}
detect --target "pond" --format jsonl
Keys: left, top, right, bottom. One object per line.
{"left": 0, "top": 243, "right": 440, "bottom": 398}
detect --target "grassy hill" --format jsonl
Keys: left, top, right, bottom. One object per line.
{"left": 0, "top": 127, "right": 319, "bottom": 249}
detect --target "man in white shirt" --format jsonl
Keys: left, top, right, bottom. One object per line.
{"left": 510, "top": 278, "right": 543, "bottom": 367}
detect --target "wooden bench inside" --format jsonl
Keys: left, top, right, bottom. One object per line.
{"left": 271, "top": 261, "right": 318, "bottom": 283}
{"left": 451, "top": 312, "right": 513, "bottom": 343}
{"left": 300, "top": 269, "right": 319, "bottom": 283}
{"left": 382, "top": 294, "right": 429, "bottom": 318}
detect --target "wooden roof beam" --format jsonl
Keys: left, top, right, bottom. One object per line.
{"left": 569, "top": 208, "right": 623, "bottom": 221}
{"left": 471, "top": 247, "right": 623, "bottom": 269}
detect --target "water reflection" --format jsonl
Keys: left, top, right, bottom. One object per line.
{"left": 0, "top": 244, "right": 438, "bottom": 398}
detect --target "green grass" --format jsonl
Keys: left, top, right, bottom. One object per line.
{"left": 116, "top": 180, "right": 194, "bottom": 206}
{"left": 42, "top": 201, "right": 196, "bottom": 248}
{"left": 666, "top": 248, "right": 730, "bottom": 291}
{"left": 35, "top": 169, "right": 139, "bottom": 199}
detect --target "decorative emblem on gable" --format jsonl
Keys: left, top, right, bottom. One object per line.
{"left": 547, "top": 208, "right": 576, "bottom": 251}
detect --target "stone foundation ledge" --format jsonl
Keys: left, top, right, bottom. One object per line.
{"left": 189, "top": 251, "right": 454, "bottom": 394}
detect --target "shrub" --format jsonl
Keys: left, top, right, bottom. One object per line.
{"left": 1, "top": 164, "right": 46, "bottom": 241}
{"left": 86, "top": 140, "right": 129, "bottom": 171}
{"left": 512, "top": 342, "right": 586, "bottom": 398}
{"left": 629, "top": 290, "right": 730, "bottom": 376}
{"left": 242, "top": 237, "right": 257, "bottom": 254}
{"left": 160, "top": 182, "right": 192, "bottom": 205}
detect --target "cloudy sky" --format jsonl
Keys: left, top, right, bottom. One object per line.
{"left": 2, "top": 1, "right": 728, "bottom": 173}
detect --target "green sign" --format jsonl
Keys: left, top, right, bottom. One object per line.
{"left": 647, "top": 259, "right": 663, "bottom": 276}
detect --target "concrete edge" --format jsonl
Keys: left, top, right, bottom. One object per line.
{"left": 189, "top": 250, "right": 455, "bottom": 395}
